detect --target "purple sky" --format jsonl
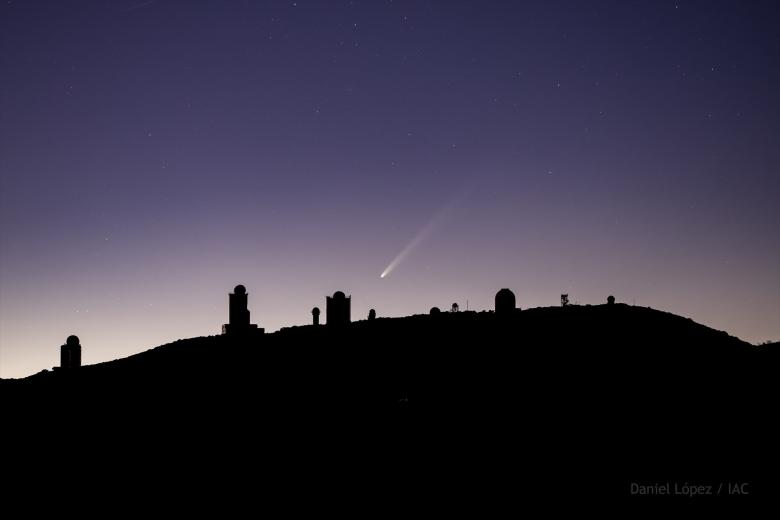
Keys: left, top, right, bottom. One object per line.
{"left": 1, "top": 0, "right": 778, "bottom": 378}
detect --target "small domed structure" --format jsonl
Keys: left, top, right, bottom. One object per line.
{"left": 234, "top": 284, "right": 246, "bottom": 295}
{"left": 66, "top": 335, "right": 80, "bottom": 347}
{"left": 368, "top": 309, "right": 376, "bottom": 320}
{"left": 495, "top": 288, "right": 516, "bottom": 315}
{"left": 312, "top": 306, "right": 321, "bottom": 325}
{"left": 333, "top": 291, "right": 346, "bottom": 299}
{"left": 607, "top": 295, "right": 615, "bottom": 305}
{"left": 430, "top": 307, "right": 441, "bottom": 315}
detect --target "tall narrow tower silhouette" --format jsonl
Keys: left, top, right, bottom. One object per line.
{"left": 222, "top": 284, "right": 263, "bottom": 335}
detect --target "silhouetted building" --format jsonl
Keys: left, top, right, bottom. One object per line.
{"left": 312, "top": 307, "right": 320, "bottom": 326}
{"left": 222, "top": 284, "right": 264, "bottom": 335}
{"left": 368, "top": 309, "right": 376, "bottom": 321}
{"left": 60, "top": 335, "right": 81, "bottom": 369}
{"left": 326, "top": 291, "right": 351, "bottom": 326}
{"left": 607, "top": 295, "right": 615, "bottom": 305}
{"left": 561, "top": 294, "right": 569, "bottom": 307}
{"left": 451, "top": 303, "right": 459, "bottom": 313}
{"left": 495, "top": 288, "right": 516, "bottom": 315}
{"left": 430, "top": 307, "right": 441, "bottom": 315}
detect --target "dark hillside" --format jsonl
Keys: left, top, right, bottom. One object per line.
{"left": 2, "top": 304, "right": 777, "bottom": 507}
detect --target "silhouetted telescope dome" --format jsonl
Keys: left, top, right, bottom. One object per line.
{"left": 430, "top": 307, "right": 441, "bottom": 315}
{"left": 333, "top": 291, "right": 346, "bottom": 299}
{"left": 496, "top": 288, "right": 515, "bottom": 299}
{"left": 234, "top": 284, "right": 246, "bottom": 295}
{"left": 495, "top": 288, "right": 517, "bottom": 315}
{"left": 312, "top": 307, "right": 320, "bottom": 315}
{"left": 66, "top": 335, "right": 80, "bottom": 346}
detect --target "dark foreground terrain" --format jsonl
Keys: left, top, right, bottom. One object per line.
{"left": 3, "top": 304, "right": 777, "bottom": 510}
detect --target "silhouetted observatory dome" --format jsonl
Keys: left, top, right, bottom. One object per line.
{"left": 495, "top": 288, "right": 516, "bottom": 315}
{"left": 430, "top": 307, "right": 441, "bottom": 315}
{"left": 66, "top": 335, "right": 80, "bottom": 346}
{"left": 234, "top": 285, "right": 246, "bottom": 295}
{"left": 333, "top": 291, "right": 346, "bottom": 299}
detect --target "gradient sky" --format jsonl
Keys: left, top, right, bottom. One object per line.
{"left": 1, "top": 0, "right": 778, "bottom": 378}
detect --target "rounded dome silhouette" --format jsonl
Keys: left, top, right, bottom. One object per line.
{"left": 312, "top": 307, "right": 320, "bottom": 315}
{"left": 333, "top": 291, "right": 346, "bottom": 299}
{"left": 234, "top": 285, "right": 246, "bottom": 295}
{"left": 607, "top": 295, "right": 615, "bottom": 305}
{"left": 430, "top": 307, "right": 441, "bottom": 315}
{"left": 495, "top": 288, "right": 516, "bottom": 314}
{"left": 66, "top": 335, "right": 80, "bottom": 346}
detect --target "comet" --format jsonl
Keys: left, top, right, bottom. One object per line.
{"left": 380, "top": 193, "right": 464, "bottom": 279}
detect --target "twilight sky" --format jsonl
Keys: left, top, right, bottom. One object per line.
{"left": 1, "top": 0, "right": 778, "bottom": 378}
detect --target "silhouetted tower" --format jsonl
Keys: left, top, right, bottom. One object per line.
{"left": 60, "top": 335, "right": 81, "bottom": 369}
{"left": 368, "top": 309, "right": 376, "bottom": 321}
{"left": 495, "top": 288, "right": 516, "bottom": 316}
{"left": 561, "top": 294, "right": 569, "bottom": 307}
{"left": 326, "top": 291, "right": 351, "bottom": 326}
{"left": 222, "top": 284, "right": 262, "bottom": 335}
{"left": 451, "top": 302, "right": 459, "bottom": 313}
{"left": 230, "top": 285, "right": 249, "bottom": 326}
{"left": 607, "top": 295, "right": 615, "bottom": 305}
{"left": 312, "top": 307, "right": 321, "bottom": 326}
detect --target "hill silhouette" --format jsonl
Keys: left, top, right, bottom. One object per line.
{"left": 3, "top": 303, "right": 778, "bottom": 507}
